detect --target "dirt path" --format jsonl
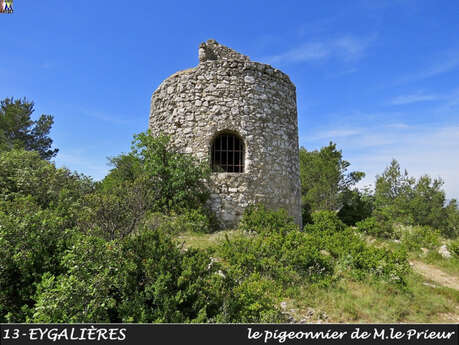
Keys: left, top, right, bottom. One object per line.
{"left": 410, "top": 260, "right": 459, "bottom": 290}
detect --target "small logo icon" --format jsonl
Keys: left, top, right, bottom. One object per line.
{"left": 0, "top": 0, "right": 14, "bottom": 14}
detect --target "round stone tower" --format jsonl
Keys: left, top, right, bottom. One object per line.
{"left": 149, "top": 39, "right": 302, "bottom": 228}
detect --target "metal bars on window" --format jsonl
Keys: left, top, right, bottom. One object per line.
{"left": 211, "top": 133, "right": 244, "bottom": 173}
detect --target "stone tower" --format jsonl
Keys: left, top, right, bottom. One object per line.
{"left": 149, "top": 39, "right": 302, "bottom": 228}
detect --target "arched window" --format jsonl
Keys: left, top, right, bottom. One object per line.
{"left": 211, "top": 132, "right": 244, "bottom": 173}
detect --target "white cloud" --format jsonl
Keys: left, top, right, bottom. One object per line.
{"left": 398, "top": 53, "right": 459, "bottom": 83}
{"left": 390, "top": 92, "right": 439, "bottom": 105}
{"left": 264, "top": 34, "right": 375, "bottom": 66}
{"left": 302, "top": 124, "right": 459, "bottom": 200}
{"left": 385, "top": 123, "right": 410, "bottom": 129}
{"left": 307, "top": 128, "right": 362, "bottom": 141}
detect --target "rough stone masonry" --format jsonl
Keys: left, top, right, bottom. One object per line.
{"left": 149, "top": 39, "right": 302, "bottom": 228}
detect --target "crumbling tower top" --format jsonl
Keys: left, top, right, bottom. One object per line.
{"left": 198, "top": 39, "right": 250, "bottom": 63}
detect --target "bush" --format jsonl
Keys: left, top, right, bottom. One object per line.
{"left": 0, "top": 149, "right": 93, "bottom": 212}
{"left": 0, "top": 150, "right": 92, "bottom": 322}
{"left": 398, "top": 225, "right": 442, "bottom": 251}
{"left": 309, "top": 210, "right": 347, "bottom": 234}
{"left": 337, "top": 188, "right": 374, "bottom": 226}
{"left": 239, "top": 204, "right": 299, "bottom": 235}
{"left": 0, "top": 197, "right": 73, "bottom": 322}
{"left": 78, "top": 132, "right": 214, "bottom": 240}
{"left": 217, "top": 230, "right": 333, "bottom": 286}
{"left": 444, "top": 200, "right": 459, "bottom": 239}
{"left": 174, "top": 207, "right": 218, "bottom": 234}
{"left": 219, "top": 273, "right": 284, "bottom": 323}
{"left": 373, "top": 159, "right": 457, "bottom": 237}
{"left": 218, "top": 206, "right": 333, "bottom": 285}
{"left": 305, "top": 211, "right": 409, "bottom": 285}
{"left": 32, "top": 228, "right": 229, "bottom": 323}
{"left": 130, "top": 132, "right": 210, "bottom": 213}
{"left": 356, "top": 216, "right": 393, "bottom": 238}
{"left": 447, "top": 239, "right": 459, "bottom": 258}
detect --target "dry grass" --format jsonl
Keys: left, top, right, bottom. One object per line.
{"left": 286, "top": 273, "right": 459, "bottom": 323}
{"left": 174, "top": 229, "right": 241, "bottom": 250}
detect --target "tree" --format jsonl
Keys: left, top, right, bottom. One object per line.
{"left": 0, "top": 98, "right": 58, "bottom": 160}
{"left": 373, "top": 159, "right": 458, "bottom": 237}
{"left": 0, "top": 149, "right": 93, "bottom": 322}
{"left": 373, "top": 159, "right": 415, "bottom": 224}
{"left": 79, "top": 131, "right": 213, "bottom": 240}
{"left": 299, "top": 142, "right": 365, "bottom": 222}
{"left": 337, "top": 187, "right": 374, "bottom": 226}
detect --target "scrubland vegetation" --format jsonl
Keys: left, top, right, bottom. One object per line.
{"left": 0, "top": 98, "right": 458, "bottom": 323}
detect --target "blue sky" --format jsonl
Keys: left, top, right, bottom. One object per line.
{"left": 2, "top": 1, "right": 459, "bottom": 199}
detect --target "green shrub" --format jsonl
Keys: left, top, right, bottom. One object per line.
{"left": 217, "top": 229, "right": 333, "bottom": 285}
{"left": 309, "top": 210, "right": 347, "bottom": 234}
{"left": 348, "top": 246, "right": 409, "bottom": 284}
{"left": 32, "top": 228, "right": 229, "bottom": 323}
{"left": 130, "top": 132, "right": 211, "bottom": 213}
{"left": 305, "top": 211, "right": 409, "bottom": 285}
{"left": 175, "top": 207, "right": 217, "bottom": 234}
{"left": 399, "top": 225, "right": 442, "bottom": 251}
{"left": 138, "top": 208, "right": 217, "bottom": 237}
{"left": 447, "top": 239, "right": 459, "bottom": 257}
{"left": 0, "top": 197, "right": 73, "bottom": 322}
{"left": 356, "top": 216, "right": 393, "bottom": 238}
{"left": 219, "top": 273, "right": 284, "bottom": 323}
{"left": 0, "top": 149, "right": 93, "bottom": 215}
{"left": 337, "top": 188, "right": 374, "bottom": 226}
{"left": 239, "top": 204, "right": 299, "bottom": 235}
{"left": 31, "top": 235, "right": 122, "bottom": 323}
{"left": 78, "top": 132, "right": 214, "bottom": 239}
{"left": 216, "top": 206, "right": 333, "bottom": 286}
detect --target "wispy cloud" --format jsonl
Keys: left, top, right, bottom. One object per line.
{"left": 385, "top": 123, "right": 410, "bottom": 129}
{"left": 308, "top": 128, "right": 362, "bottom": 141}
{"left": 398, "top": 52, "right": 459, "bottom": 84}
{"left": 302, "top": 123, "right": 459, "bottom": 199}
{"left": 390, "top": 92, "right": 440, "bottom": 105}
{"left": 264, "top": 34, "right": 376, "bottom": 66}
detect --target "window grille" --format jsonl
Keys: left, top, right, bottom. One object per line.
{"left": 211, "top": 133, "right": 244, "bottom": 173}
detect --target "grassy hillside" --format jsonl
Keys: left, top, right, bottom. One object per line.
{"left": 176, "top": 223, "right": 459, "bottom": 323}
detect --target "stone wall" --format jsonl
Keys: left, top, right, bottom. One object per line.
{"left": 149, "top": 39, "right": 302, "bottom": 228}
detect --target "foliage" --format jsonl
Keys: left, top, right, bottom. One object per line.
{"left": 32, "top": 228, "right": 229, "bottom": 323}
{"left": 447, "top": 239, "right": 459, "bottom": 258}
{"left": 337, "top": 187, "right": 374, "bottom": 225}
{"left": 372, "top": 159, "right": 458, "bottom": 238}
{"left": 131, "top": 132, "right": 210, "bottom": 212}
{"left": 444, "top": 199, "right": 459, "bottom": 239}
{"left": 78, "top": 178, "right": 154, "bottom": 240}
{"left": 217, "top": 206, "right": 333, "bottom": 285}
{"left": 0, "top": 149, "right": 93, "bottom": 211}
{"left": 299, "top": 142, "right": 364, "bottom": 223}
{"left": 0, "top": 98, "right": 58, "bottom": 159}
{"left": 219, "top": 207, "right": 409, "bottom": 290}
{"left": 304, "top": 211, "right": 409, "bottom": 285}
{"left": 140, "top": 208, "right": 216, "bottom": 236}
{"left": 356, "top": 216, "right": 393, "bottom": 238}
{"left": 238, "top": 204, "right": 299, "bottom": 235}
{"left": 220, "top": 273, "right": 284, "bottom": 323}
{"left": 32, "top": 226, "right": 282, "bottom": 323}
{"left": 0, "top": 149, "right": 93, "bottom": 322}
{"left": 79, "top": 132, "right": 214, "bottom": 239}
{"left": 397, "top": 225, "right": 442, "bottom": 252}
{"left": 0, "top": 198, "right": 72, "bottom": 322}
